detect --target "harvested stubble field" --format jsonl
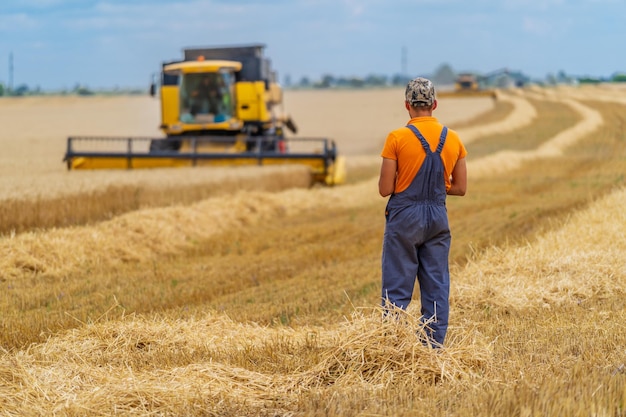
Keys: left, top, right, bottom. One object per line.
{"left": 1, "top": 85, "right": 625, "bottom": 416}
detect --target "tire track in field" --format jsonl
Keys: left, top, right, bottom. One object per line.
{"left": 467, "top": 91, "right": 604, "bottom": 178}
{"left": 456, "top": 91, "right": 537, "bottom": 144}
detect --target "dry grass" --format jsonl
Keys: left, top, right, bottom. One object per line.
{"left": 0, "top": 165, "right": 312, "bottom": 235}
{"left": 456, "top": 91, "right": 537, "bottom": 144}
{"left": 454, "top": 185, "right": 626, "bottom": 309}
{"left": 0, "top": 90, "right": 491, "bottom": 234}
{"left": 451, "top": 99, "right": 514, "bottom": 130}
{"left": 1, "top": 86, "right": 626, "bottom": 416}
{"left": 0, "top": 308, "right": 492, "bottom": 416}
{"left": 467, "top": 91, "right": 603, "bottom": 177}
{"left": 1, "top": 186, "right": 624, "bottom": 415}
{"left": 466, "top": 97, "right": 579, "bottom": 157}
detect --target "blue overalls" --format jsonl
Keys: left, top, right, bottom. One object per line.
{"left": 381, "top": 124, "right": 451, "bottom": 346}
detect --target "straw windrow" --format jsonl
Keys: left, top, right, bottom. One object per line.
{"left": 0, "top": 308, "right": 491, "bottom": 416}
{"left": 2, "top": 86, "right": 625, "bottom": 416}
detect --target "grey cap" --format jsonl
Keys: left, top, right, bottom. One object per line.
{"left": 405, "top": 77, "right": 436, "bottom": 107}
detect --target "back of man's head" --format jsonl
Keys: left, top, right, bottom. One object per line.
{"left": 405, "top": 77, "right": 436, "bottom": 108}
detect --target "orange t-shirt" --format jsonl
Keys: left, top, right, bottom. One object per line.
{"left": 380, "top": 116, "right": 467, "bottom": 194}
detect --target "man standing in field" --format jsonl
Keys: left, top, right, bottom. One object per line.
{"left": 378, "top": 77, "right": 467, "bottom": 347}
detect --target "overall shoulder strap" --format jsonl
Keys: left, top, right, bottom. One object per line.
{"left": 405, "top": 124, "right": 431, "bottom": 153}
{"left": 435, "top": 126, "right": 448, "bottom": 154}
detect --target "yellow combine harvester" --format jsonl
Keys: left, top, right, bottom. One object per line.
{"left": 64, "top": 44, "right": 346, "bottom": 186}
{"left": 438, "top": 73, "right": 497, "bottom": 99}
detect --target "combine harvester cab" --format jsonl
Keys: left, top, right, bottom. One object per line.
{"left": 64, "top": 44, "right": 346, "bottom": 186}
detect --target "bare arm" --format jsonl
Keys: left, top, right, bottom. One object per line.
{"left": 378, "top": 158, "right": 397, "bottom": 197}
{"left": 447, "top": 157, "right": 467, "bottom": 196}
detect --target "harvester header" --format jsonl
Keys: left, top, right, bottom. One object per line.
{"left": 63, "top": 44, "right": 346, "bottom": 186}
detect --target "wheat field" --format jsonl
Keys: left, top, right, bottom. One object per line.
{"left": 1, "top": 86, "right": 625, "bottom": 416}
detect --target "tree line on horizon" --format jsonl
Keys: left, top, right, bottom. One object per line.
{"left": 0, "top": 82, "right": 146, "bottom": 97}
{"left": 285, "top": 64, "right": 626, "bottom": 90}
{"left": 0, "top": 64, "right": 624, "bottom": 97}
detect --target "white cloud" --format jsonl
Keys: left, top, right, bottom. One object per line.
{"left": 0, "top": 13, "right": 39, "bottom": 31}
{"left": 1, "top": 0, "right": 86, "bottom": 10}
{"left": 5, "top": 0, "right": 65, "bottom": 7}
{"left": 521, "top": 16, "right": 552, "bottom": 35}
{"left": 503, "top": 0, "right": 565, "bottom": 9}
{"left": 343, "top": 0, "right": 365, "bottom": 16}
{"left": 66, "top": 0, "right": 267, "bottom": 33}
{"left": 521, "top": 15, "right": 573, "bottom": 37}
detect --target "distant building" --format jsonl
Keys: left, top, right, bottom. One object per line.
{"left": 481, "top": 68, "right": 530, "bottom": 88}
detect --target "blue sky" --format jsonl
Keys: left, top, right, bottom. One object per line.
{"left": 0, "top": 0, "right": 624, "bottom": 90}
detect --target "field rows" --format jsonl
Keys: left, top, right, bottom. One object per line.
{"left": 1, "top": 86, "right": 625, "bottom": 416}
